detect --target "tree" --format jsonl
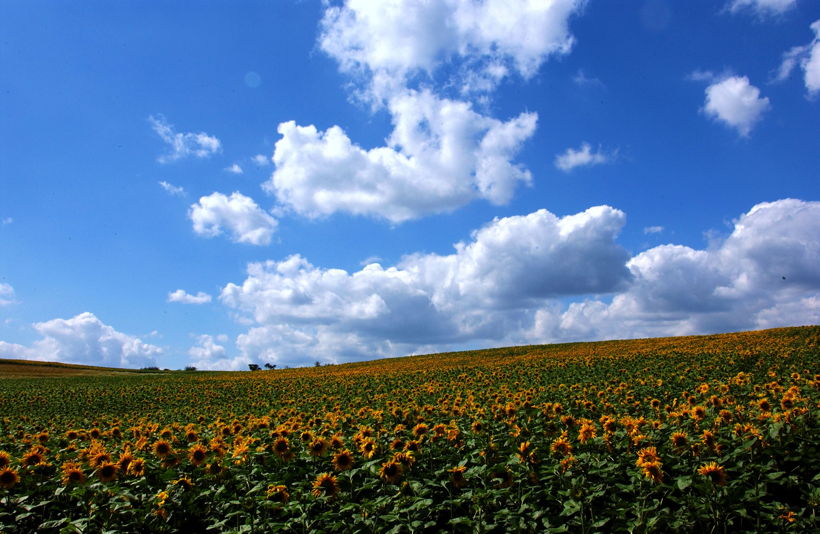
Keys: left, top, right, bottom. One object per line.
{"left": 184, "top": 366, "right": 197, "bottom": 371}
{"left": 264, "top": 363, "right": 277, "bottom": 370}
{"left": 248, "top": 364, "right": 260, "bottom": 371}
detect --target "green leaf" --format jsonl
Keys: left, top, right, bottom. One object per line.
{"left": 676, "top": 476, "right": 692, "bottom": 490}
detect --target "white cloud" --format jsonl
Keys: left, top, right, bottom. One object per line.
{"left": 0, "top": 312, "right": 160, "bottom": 368}
{"left": 187, "top": 334, "right": 248, "bottom": 371}
{"left": 643, "top": 225, "right": 664, "bottom": 234}
{"left": 167, "top": 290, "right": 212, "bottom": 305}
{"left": 703, "top": 75, "right": 770, "bottom": 136}
{"left": 554, "top": 142, "right": 613, "bottom": 172}
{"left": 531, "top": 199, "right": 820, "bottom": 342}
{"left": 0, "top": 283, "right": 15, "bottom": 306}
{"left": 189, "top": 192, "right": 278, "bottom": 245}
{"left": 225, "top": 163, "right": 244, "bottom": 174}
{"left": 319, "top": 0, "right": 583, "bottom": 102}
{"left": 728, "top": 0, "right": 796, "bottom": 16}
{"left": 572, "top": 69, "right": 604, "bottom": 88}
{"left": 775, "top": 20, "right": 820, "bottom": 97}
{"left": 159, "top": 180, "right": 185, "bottom": 196}
{"left": 212, "top": 199, "right": 820, "bottom": 367}
{"left": 268, "top": 89, "right": 537, "bottom": 222}
{"left": 1, "top": 217, "right": 12, "bottom": 226}
{"left": 149, "top": 114, "right": 222, "bottom": 163}
{"left": 253, "top": 154, "right": 270, "bottom": 166}
{"left": 220, "top": 205, "right": 631, "bottom": 366}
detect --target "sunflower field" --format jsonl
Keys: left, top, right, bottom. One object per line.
{"left": 0, "top": 326, "right": 818, "bottom": 533}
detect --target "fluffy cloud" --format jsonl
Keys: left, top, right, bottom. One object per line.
{"left": 225, "top": 163, "right": 243, "bottom": 174}
{"left": 0, "top": 283, "right": 15, "bottom": 306}
{"left": 554, "top": 142, "right": 613, "bottom": 172}
{"left": 189, "top": 192, "right": 277, "bottom": 245}
{"left": 219, "top": 205, "right": 631, "bottom": 366}
{"left": 0, "top": 312, "right": 160, "bottom": 368}
{"left": 159, "top": 181, "right": 185, "bottom": 197}
{"left": 703, "top": 76, "right": 770, "bottom": 136}
{"left": 319, "top": 0, "right": 582, "bottom": 101}
{"left": 187, "top": 334, "right": 248, "bottom": 371}
{"left": 775, "top": 20, "right": 820, "bottom": 97}
{"left": 149, "top": 114, "right": 221, "bottom": 163}
{"left": 253, "top": 154, "right": 270, "bottom": 166}
{"left": 728, "top": 0, "right": 796, "bottom": 16}
{"left": 208, "top": 199, "right": 820, "bottom": 368}
{"left": 268, "top": 90, "right": 537, "bottom": 222}
{"left": 167, "top": 290, "right": 212, "bottom": 305}
{"left": 532, "top": 199, "right": 820, "bottom": 342}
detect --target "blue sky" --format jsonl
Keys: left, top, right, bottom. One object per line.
{"left": 1, "top": 0, "right": 819, "bottom": 370}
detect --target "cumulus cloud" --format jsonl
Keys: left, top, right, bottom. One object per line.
{"left": 149, "top": 114, "right": 221, "bottom": 163}
{"left": 225, "top": 163, "right": 244, "bottom": 174}
{"left": 268, "top": 89, "right": 537, "bottom": 222}
{"left": 530, "top": 199, "right": 820, "bottom": 342}
{"left": 189, "top": 192, "right": 277, "bottom": 245}
{"left": 554, "top": 142, "right": 613, "bottom": 172}
{"left": 159, "top": 181, "right": 185, "bottom": 197}
{"left": 0, "top": 312, "right": 160, "bottom": 368}
{"left": 319, "top": 0, "right": 582, "bottom": 102}
{"left": 187, "top": 334, "right": 248, "bottom": 371}
{"left": 774, "top": 20, "right": 820, "bottom": 97}
{"left": 728, "top": 0, "right": 796, "bottom": 16}
{"left": 702, "top": 75, "right": 770, "bottom": 136}
{"left": 209, "top": 199, "right": 820, "bottom": 368}
{"left": 219, "top": 205, "right": 631, "bottom": 366}
{"left": 0, "top": 283, "right": 15, "bottom": 306}
{"left": 167, "top": 290, "right": 212, "bottom": 305}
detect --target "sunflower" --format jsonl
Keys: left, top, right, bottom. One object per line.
{"left": 470, "top": 420, "right": 484, "bottom": 433}
{"left": 97, "top": 462, "right": 118, "bottom": 483}
{"left": 61, "top": 462, "right": 85, "bottom": 485}
{"left": 266, "top": 484, "right": 290, "bottom": 504}
{"left": 701, "top": 430, "right": 717, "bottom": 449}
{"left": 550, "top": 435, "right": 572, "bottom": 457}
{"left": 392, "top": 451, "right": 416, "bottom": 469}
{"left": 635, "top": 447, "right": 660, "bottom": 468}
{"left": 379, "top": 460, "right": 403, "bottom": 484}
{"left": 578, "top": 423, "right": 596, "bottom": 443}
{"left": 641, "top": 461, "right": 664, "bottom": 483}
{"left": 65, "top": 430, "right": 79, "bottom": 440}
{"left": 697, "top": 462, "right": 727, "bottom": 485}
{"left": 127, "top": 458, "right": 146, "bottom": 477}
{"left": 670, "top": 432, "right": 688, "bottom": 449}
{"left": 308, "top": 438, "right": 329, "bottom": 457}
{"left": 311, "top": 472, "right": 340, "bottom": 498}
{"left": 0, "top": 451, "right": 10, "bottom": 469}
{"left": 0, "top": 468, "right": 19, "bottom": 489}
{"left": 188, "top": 444, "right": 208, "bottom": 466}
{"left": 449, "top": 466, "right": 468, "bottom": 489}
{"left": 359, "top": 438, "right": 377, "bottom": 459}
{"left": 390, "top": 438, "right": 404, "bottom": 451}
{"left": 329, "top": 434, "right": 345, "bottom": 450}
{"left": 152, "top": 439, "right": 173, "bottom": 458}
{"left": 117, "top": 451, "right": 134, "bottom": 473}
{"left": 403, "top": 440, "right": 421, "bottom": 453}
{"left": 21, "top": 450, "right": 44, "bottom": 467}
{"left": 412, "top": 423, "right": 429, "bottom": 438}
{"left": 272, "top": 437, "right": 293, "bottom": 461}
{"left": 691, "top": 405, "right": 707, "bottom": 421}
{"left": 331, "top": 450, "right": 355, "bottom": 471}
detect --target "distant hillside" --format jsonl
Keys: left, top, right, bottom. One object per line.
{"left": 0, "top": 358, "right": 159, "bottom": 378}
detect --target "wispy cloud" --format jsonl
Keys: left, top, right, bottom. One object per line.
{"left": 644, "top": 225, "right": 664, "bottom": 234}
{"left": 555, "top": 142, "right": 614, "bottom": 172}
{"left": 158, "top": 181, "right": 185, "bottom": 197}
{"left": 225, "top": 163, "right": 244, "bottom": 174}
{"left": 149, "top": 114, "right": 221, "bottom": 163}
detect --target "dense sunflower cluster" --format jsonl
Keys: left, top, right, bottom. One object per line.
{"left": 0, "top": 326, "right": 818, "bottom": 532}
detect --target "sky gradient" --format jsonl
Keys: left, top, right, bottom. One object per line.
{"left": 1, "top": 0, "right": 819, "bottom": 370}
